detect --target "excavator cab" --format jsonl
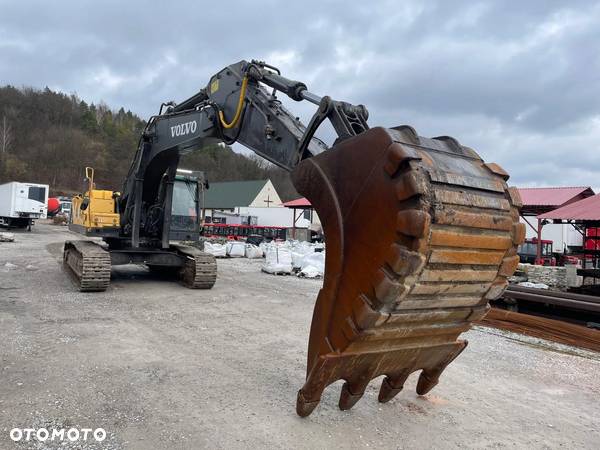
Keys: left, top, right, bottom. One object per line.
{"left": 169, "top": 172, "right": 206, "bottom": 241}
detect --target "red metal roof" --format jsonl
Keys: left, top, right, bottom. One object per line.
{"left": 518, "top": 186, "right": 594, "bottom": 207}
{"left": 285, "top": 189, "right": 597, "bottom": 211}
{"left": 283, "top": 197, "right": 312, "bottom": 208}
{"left": 539, "top": 193, "right": 600, "bottom": 221}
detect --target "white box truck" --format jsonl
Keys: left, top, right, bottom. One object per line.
{"left": 0, "top": 181, "right": 49, "bottom": 229}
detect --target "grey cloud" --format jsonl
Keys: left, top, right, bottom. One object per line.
{"left": 0, "top": 0, "right": 599, "bottom": 188}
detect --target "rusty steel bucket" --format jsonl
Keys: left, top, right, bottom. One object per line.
{"left": 291, "top": 126, "right": 524, "bottom": 416}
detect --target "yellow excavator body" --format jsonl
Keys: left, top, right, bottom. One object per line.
{"left": 70, "top": 167, "right": 120, "bottom": 233}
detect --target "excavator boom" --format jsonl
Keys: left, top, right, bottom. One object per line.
{"left": 64, "top": 59, "right": 524, "bottom": 416}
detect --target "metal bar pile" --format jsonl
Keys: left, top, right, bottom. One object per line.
{"left": 479, "top": 308, "right": 600, "bottom": 353}
{"left": 503, "top": 285, "right": 600, "bottom": 314}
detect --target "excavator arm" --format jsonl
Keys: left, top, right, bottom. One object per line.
{"left": 116, "top": 59, "right": 524, "bottom": 416}
{"left": 119, "top": 60, "right": 371, "bottom": 248}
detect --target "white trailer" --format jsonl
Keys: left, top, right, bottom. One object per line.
{"left": 0, "top": 181, "right": 49, "bottom": 229}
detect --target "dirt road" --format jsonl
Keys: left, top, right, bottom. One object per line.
{"left": 1, "top": 223, "right": 599, "bottom": 449}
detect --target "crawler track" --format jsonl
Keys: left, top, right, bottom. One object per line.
{"left": 63, "top": 240, "right": 111, "bottom": 292}
{"left": 173, "top": 244, "right": 218, "bottom": 289}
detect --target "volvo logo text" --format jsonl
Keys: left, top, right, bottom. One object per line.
{"left": 171, "top": 121, "right": 197, "bottom": 138}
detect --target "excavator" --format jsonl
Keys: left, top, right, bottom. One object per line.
{"left": 64, "top": 59, "right": 525, "bottom": 417}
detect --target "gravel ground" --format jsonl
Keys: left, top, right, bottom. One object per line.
{"left": 0, "top": 222, "right": 599, "bottom": 449}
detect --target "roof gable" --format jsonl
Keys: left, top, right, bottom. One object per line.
{"left": 248, "top": 179, "right": 283, "bottom": 207}
{"left": 203, "top": 180, "right": 267, "bottom": 209}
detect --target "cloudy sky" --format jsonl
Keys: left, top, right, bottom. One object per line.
{"left": 1, "top": 0, "right": 599, "bottom": 188}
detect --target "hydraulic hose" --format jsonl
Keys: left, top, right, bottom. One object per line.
{"left": 218, "top": 76, "right": 248, "bottom": 129}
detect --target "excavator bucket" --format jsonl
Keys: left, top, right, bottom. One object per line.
{"left": 291, "top": 126, "right": 524, "bottom": 416}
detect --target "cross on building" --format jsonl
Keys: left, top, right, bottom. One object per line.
{"left": 264, "top": 195, "right": 273, "bottom": 207}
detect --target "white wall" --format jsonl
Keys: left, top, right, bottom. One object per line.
{"left": 237, "top": 206, "right": 308, "bottom": 227}
{"left": 520, "top": 217, "right": 583, "bottom": 252}
{"left": 206, "top": 206, "right": 318, "bottom": 228}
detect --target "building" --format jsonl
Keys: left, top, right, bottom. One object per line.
{"left": 539, "top": 194, "right": 600, "bottom": 284}
{"left": 518, "top": 186, "right": 595, "bottom": 254}
{"left": 283, "top": 197, "right": 322, "bottom": 240}
{"left": 202, "top": 179, "right": 309, "bottom": 227}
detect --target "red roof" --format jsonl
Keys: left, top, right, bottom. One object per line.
{"left": 539, "top": 194, "right": 600, "bottom": 221}
{"left": 283, "top": 197, "right": 312, "bottom": 208}
{"left": 518, "top": 186, "right": 594, "bottom": 207}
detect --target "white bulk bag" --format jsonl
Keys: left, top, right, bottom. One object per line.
{"left": 245, "top": 244, "right": 263, "bottom": 259}
{"left": 262, "top": 246, "right": 293, "bottom": 274}
{"left": 299, "top": 251, "right": 325, "bottom": 278}
{"left": 203, "top": 242, "right": 227, "bottom": 257}
{"left": 226, "top": 241, "right": 246, "bottom": 257}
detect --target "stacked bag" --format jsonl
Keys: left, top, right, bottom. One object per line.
{"left": 262, "top": 240, "right": 325, "bottom": 277}
{"left": 262, "top": 245, "right": 293, "bottom": 274}
{"left": 203, "top": 238, "right": 325, "bottom": 278}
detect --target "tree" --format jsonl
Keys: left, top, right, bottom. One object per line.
{"left": 0, "top": 115, "right": 13, "bottom": 178}
{"left": 0, "top": 84, "right": 300, "bottom": 199}
{"left": 0, "top": 115, "right": 12, "bottom": 156}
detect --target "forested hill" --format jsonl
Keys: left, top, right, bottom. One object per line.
{"left": 0, "top": 86, "right": 298, "bottom": 201}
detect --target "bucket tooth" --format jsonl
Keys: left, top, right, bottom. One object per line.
{"left": 378, "top": 378, "right": 402, "bottom": 403}
{"left": 378, "top": 372, "right": 410, "bottom": 403}
{"left": 296, "top": 388, "right": 322, "bottom": 418}
{"left": 338, "top": 382, "right": 366, "bottom": 411}
{"left": 416, "top": 370, "right": 440, "bottom": 396}
{"left": 290, "top": 126, "right": 522, "bottom": 416}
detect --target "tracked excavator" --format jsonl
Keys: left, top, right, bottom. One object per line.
{"left": 64, "top": 59, "right": 525, "bottom": 416}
